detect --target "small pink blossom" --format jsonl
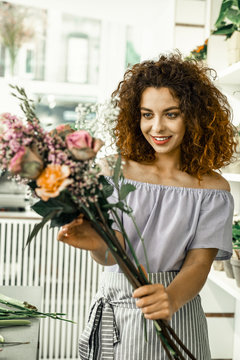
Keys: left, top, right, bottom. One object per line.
{"left": 9, "top": 139, "right": 22, "bottom": 152}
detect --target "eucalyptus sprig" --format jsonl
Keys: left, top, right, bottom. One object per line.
{"left": 9, "top": 84, "right": 39, "bottom": 124}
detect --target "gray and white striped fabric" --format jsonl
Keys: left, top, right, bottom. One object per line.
{"left": 79, "top": 271, "right": 211, "bottom": 360}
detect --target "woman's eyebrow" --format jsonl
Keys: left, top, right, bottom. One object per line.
{"left": 140, "top": 106, "right": 180, "bottom": 112}
{"left": 163, "top": 106, "right": 180, "bottom": 112}
{"left": 140, "top": 107, "right": 153, "bottom": 111}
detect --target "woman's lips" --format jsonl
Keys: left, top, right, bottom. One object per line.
{"left": 151, "top": 135, "right": 172, "bottom": 145}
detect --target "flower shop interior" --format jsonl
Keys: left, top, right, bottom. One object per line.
{"left": 0, "top": 0, "right": 240, "bottom": 359}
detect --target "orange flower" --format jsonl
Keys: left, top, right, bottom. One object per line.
{"left": 196, "top": 45, "right": 204, "bottom": 53}
{"left": 35, "top": 164, "right": 73, "bottom": 201}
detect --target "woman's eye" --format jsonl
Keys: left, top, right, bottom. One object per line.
{"left": 166, "top": 112, "right": 179, "bottom": 119}
{"left": 142, "top": 113, "right": 153, "bottom": 119}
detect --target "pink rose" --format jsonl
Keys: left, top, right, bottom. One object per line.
{"left": 66, "top": 130, "right": 92, "bottom": 149}
{"left": 66, "top": 130, "right": 104, "bottom": 160}
{"left": 9, "top": 146, "right": 43, "bottom": 179}
{"left": 49, "top": 124, "right": 74, "bottom": 138}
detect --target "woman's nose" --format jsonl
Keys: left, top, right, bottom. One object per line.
{"left": 152, "top": 117, "right": 165, "bottom": 132}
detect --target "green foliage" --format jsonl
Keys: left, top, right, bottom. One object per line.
{"left": 119, "top": 183, "right": 136, "bottom": 201}
{"left": 212, "top": 0, "right": 240, "bottom": 39}
{"left": 232, "top": 220, "right": 240, "bottom": 249}
{"left": 185, "top": 40, "right": 208, "bottom": 62}
{"left": 25, "top": 210, "right": 60, "bottom": 246}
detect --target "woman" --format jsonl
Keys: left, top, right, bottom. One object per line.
{"left": 58, "top": 53, "right": 236, "bottom": 359}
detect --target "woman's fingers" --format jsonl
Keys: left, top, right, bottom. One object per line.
{"left": 133, "top": 283, "right": 164, "bottom": 298}
{"left": 132, "top": 283, "right": 172, "bottom": 321}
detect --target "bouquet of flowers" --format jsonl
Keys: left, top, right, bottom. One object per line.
{"left": 0, "top": 86, "right": 196, "bottom": 360}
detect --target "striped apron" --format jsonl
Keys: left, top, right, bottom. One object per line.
{"left": 79, "top": 271, "right": 211, "bottom": 360}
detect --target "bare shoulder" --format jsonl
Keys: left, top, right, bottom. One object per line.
{"left": 97, "top": 155, "right": 118, "bottom": 176}
{"left": 201, "top": 172, "right": 230, "bottom": 191}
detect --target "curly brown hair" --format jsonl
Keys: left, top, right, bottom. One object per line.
{"left": 112, "top": 52, "right": 237, "bottom": 179}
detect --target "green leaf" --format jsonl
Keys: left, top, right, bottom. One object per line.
{"left": 28, "top": 181, "right": 37, "bottom": 191}
{"left": 215, "top": 0, "right": 233, "bottom": 26}
{"left": 25, "top": 210, "right": 60, "bottom": 247}
{"left": 32, "top": 200, "right": 63, "bottom": 217}
{"left": 113, "top": 155, "right": 122, "bottom": 188}
{"left": 32, "top": 191, "right": 76, "bottom": 217}
{"left": 103, "top": 201, "right": 132, "bottom": 213}
{"left": 226, "top": 8, "right": 240, "bottom": 24}
{"left": 102, "top": 184, "right": 114, "bottom": 198}
{"left": 238, "top": 0, "right": 240, "bottom": 10}
{"left": 50, "top": 211, "right": 80, "bottom": 227}
{"left": 212, "top": 23, "right": 236, "bottom": 37}
{"left": 119, "top": 183, "right": 136, "bottom": 200}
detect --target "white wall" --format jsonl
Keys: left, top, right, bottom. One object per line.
{"left": 1, "top": 0, "right": 176, "bottom": 103}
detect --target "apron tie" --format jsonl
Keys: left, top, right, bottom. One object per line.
{"left": 79, "top": 297, "right": 120, "bottom": 360}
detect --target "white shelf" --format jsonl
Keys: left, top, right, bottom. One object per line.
{"left": 217, "top": 61, "right": 240, "bottom": 85}
{"left": 222, "top": 173, "right": 240, "bottom": 182}
{"left": 0, "top": 77, "right": 99, "bottom": 102}
{"left": 208, "top": 269, "right": 240, "bottom": 301}
{"left": 0, "top": 211, "right": 41, "bottom": 220}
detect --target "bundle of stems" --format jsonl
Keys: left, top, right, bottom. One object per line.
{"left": 0, "top": 293, "right": 74, "bottom": 323}
{"left": 80, "top": 158, "right": 197, "bottom": 360}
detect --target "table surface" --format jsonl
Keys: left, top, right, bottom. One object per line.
{"left": 0, "top": 286, "right": 42, "bottom": 360}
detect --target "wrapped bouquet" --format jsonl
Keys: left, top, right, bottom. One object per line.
{"left": 0, "top": 86, "right": 196, "bottom": 360}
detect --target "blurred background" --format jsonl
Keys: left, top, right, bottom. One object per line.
{"left": 0, "top": 0, "right": 219, "bottom": 124}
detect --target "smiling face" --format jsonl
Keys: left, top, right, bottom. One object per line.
{"left": 140, "top": 87, "right": 185, "bottom": 158}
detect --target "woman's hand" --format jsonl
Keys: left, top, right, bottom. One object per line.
{"left": 57, "top": 214, "right": 105, "bottom": 251}
{"left": 132, "top": 283, "right": 175, "bottom": 321}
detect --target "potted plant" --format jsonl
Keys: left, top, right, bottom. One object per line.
{"left": 230, "top": 220, "right": 240, "bottom": 286}
{"left": 185, "top": 39, "right": 208, "bottom": 62}
{"left": 0, "top": 2, "right": 34, "bottom": 76}
{"left": 212, "top": 0, "right": 240, "bottom": 65}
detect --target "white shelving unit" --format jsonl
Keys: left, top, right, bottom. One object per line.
{"left": 222, "top": 173, "right": 240, "bottom": 183}
{"left": 207, "top": 269, "right": 240, "bottom": 360}
{"left": 204, "top": 59, "right": 240, "bottom": 360}
{"left": 216, "top": 60, "right": 240, "bottom": 87}
{"left": 209, "top": 269, "right": 240, "bottom": 302}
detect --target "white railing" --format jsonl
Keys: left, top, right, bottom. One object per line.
{"left": 0, "top": 218, "right": 103, "bottom": 359}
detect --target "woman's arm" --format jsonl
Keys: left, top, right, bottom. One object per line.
{"left": 57, "top": 216, "right": 124, "bottom": 266}
{"left": 133, "top": 248, "right": 218, "bottom": 321}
